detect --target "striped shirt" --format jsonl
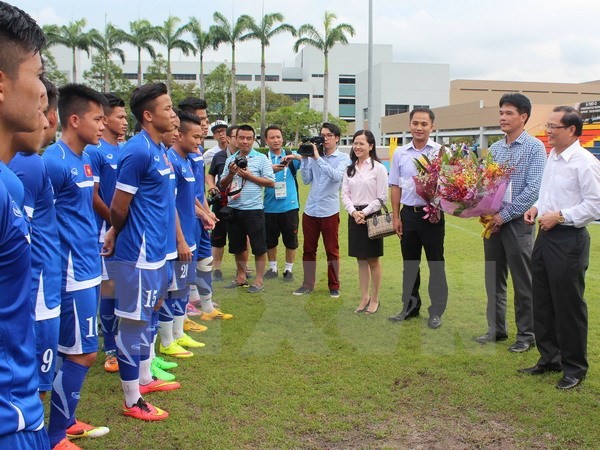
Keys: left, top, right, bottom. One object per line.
{"left": 489, "top": 131, "right": 546, "bottom": 223}
{"left": 221, "top": 149, "right": 275, "bottom": 210}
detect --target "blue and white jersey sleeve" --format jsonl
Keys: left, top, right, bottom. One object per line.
{"left": 169, "top": 149, "right": 197, "bottom": 251}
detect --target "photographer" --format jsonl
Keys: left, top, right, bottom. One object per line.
{"left": 219, "top": 125, "right": 275, "bottom": 293}
{"left": 293, "top": 122, "right": 351, "bottom": 297}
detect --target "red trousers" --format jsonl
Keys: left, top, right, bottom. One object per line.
{"left": 301, "top": 213, "right": 340, "bottom": 290}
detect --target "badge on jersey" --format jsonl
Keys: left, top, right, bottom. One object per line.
{"left": 84, "top": 164, "right": 93, "bottom": 177}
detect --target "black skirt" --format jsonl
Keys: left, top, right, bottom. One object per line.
{"left": 347, "top": 207, "right": 384, "bottom": 259}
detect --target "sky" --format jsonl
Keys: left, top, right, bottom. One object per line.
{"left": 11, "top": 0, "right": 600, "bottom": 83}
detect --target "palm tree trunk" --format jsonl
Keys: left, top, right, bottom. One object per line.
{"left": 231, "top": 44, "right": 237, "bottom": 125}
{"left": 260, "top": 45, "right": 266, "bottom": 146}
{"left": 167, "top": 49, "right": 172, "bottom": 94}
{"left": 137, "top": 47, "right": 142, "bottom": 87}
{"left": 72, "top": 47, "right": 77, "bottom": 83}
{"left": 323, "top": 51, "right": 329, "bottom": 122}
{"left": 104, "top": 55, "right": 109, "bottom": 93}
{"left": 199, "top": 54, "right": 205, "bottom": 98}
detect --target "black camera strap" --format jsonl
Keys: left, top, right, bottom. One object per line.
{"left": 227, "top": 177, "right": 246, "bottom": 197}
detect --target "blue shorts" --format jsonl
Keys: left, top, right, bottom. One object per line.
{"left": 109, "top": 259, "right": 168, "bottom": 322}
{"left": 35, "top": 317, "right": 59, "bottom": 392}
{"left": 167, "top": 260, "right": 195, "bottom": 292}
{"left": 0, "top": 429, "right": 50, "bottom": 450}
{"left": 58, "top": 286, "right": 99, "bottom": 355}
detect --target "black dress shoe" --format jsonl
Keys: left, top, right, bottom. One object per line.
{"left": 427, "top": 315, "right": 442, "bottom": 329}
{"left": 556, "top": 376, "right": 583, "bottom": 390}
{"left": 388, "top": 310, "right": 419, "bottom": 322}
{"left": 474, "top": 332, "right": 508, "bottom": 344}
{"left": 508, "top": 340, "right": 535, "bottom": 353}
{"left": 518, "top": 365, "right": 562, "bottom": 375}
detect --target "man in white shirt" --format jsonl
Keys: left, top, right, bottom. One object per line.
{"left": 203, "top": 120, "right": 228, "bottom": 168}
{"left": 521, "top": 106, "right": 600, "bottom": 390}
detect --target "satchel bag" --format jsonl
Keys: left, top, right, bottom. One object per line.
{"left": 366, "top": 199, "right": 395, "bottom": 239}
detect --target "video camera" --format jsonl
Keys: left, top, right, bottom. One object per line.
{"left": 298, "top": 136, "right": 325, "bottom": 157}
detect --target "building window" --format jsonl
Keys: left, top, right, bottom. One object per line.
{"left": 286, "top": 93, "right": 310, "bottom": 102}
{"left": 385, "top": 104, "right": 409, "bottom": 116}
{"left": 173, "top": 73, "right": 196, "bottom": 81}
{"left": 254, "top": 75, "right": 280, "bottom": 82}
{"left": 311, "top": 73, "right": 324, "bottom": 78}
{"left": 283, "top": 78, "right": 302, "bottom": 82}
{"left": 413, "top": 104, "right": 430, "bottom": 110}
{"left": 339, "top": 98, "right": 355, "bottom": 105}
{"left": 313, "top": 94, "right": 324, "bottom": 99}
{"left": 123, "top": 73, "right": 138, "bottom": 80}
{"left": 363, "top": 108, "right": 368, "bottom": 120}
{"left": 236, "top": 74, "right": 252, "bottom": 81}
{"left": 339, "top": 77, "right": 355, "bottom": 84}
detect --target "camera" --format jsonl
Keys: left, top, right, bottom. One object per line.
{"left": 233, "top": 154, "right": 248, "bottom": 169}
{"left": 298, "top": 136, "right": 325, "bottom": 156}
{"left": 207, "top": 188, "right": 221, "bottom": 206}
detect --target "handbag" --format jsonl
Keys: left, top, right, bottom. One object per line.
{"left": 366, "top": 199, "right": 395, "bottom": 239}
{"left": 218, "top": 206, "right": 235, "bottom": 222}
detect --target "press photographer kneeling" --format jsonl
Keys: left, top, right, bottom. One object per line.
{"left": 218, "top": 124, "right": 275, "bottom": 293}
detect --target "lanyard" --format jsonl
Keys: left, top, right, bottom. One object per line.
{"left": 269, "top": 151, "right": 287, "bottom": 181}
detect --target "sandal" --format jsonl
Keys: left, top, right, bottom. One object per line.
{"left": 364, "top": 301, "right": 380, "bottom": 315}
{"left": 354, "top": 299, "right": 370, "bottom": 313}
{"left": 224, "top": 279, "right": 248, "bottom": 289}
{"left": 247, "top": 284, "right": 264, "bottom": 294}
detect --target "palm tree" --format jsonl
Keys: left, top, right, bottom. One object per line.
{"left": 43, "top": 19, "right": 93, "bottom": 83}
{"left": 294, "top": 11, "right": 355, "bottom": 121}
{"left": 122, "top": 19, "right": 160, "bottom": 87}
{"left": 185, "top": 17, "right": 213, "bottom": 98}
{"left": 242, "top": 13, "right": 295, "bottom": 145}
{"left": 155, "top": 15, "right": 195, "bottom": 93}
{"left": 210, "top": 12, "right": 251, "bottom": 125}
{"left": 87, "top": 24, "right": 128, "bottom": 92}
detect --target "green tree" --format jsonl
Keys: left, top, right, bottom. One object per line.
{"left": 294, "top": 11, "right": 355, "bottom": 121}
{"left": 83, "top": 55, "right": 134, "bottom": 104}
{"left": 266, "top": 99, "right": 324, "bottom": 145}
{"left": 185, "top": 17, "right": 213, "bottom": 98}
{"left": 144, "top": 53, "right": 168, "bottom": 84}
{"left": 155, "top": 16, "right": 195, "bottom": 93}
{"left": 41, "top": 49, "right": 68, "bottom": 87}
{"left": 210, "top": 12, "right": 251, "bottom": 125}
{"left": 242, "top": 13, "right": 295, "bottom": 145}
{"left": 204, "top": 63, "right": 232, "bottom": 121}
{"left": 43, "top": 19, "right": 93, "bottom": 82}
{"left": 87, "top": 23, "right": 129, "bottom": 92}
{"left": 122, "top": 19, "right": 160, "bottom": 87}
{"left": 236, "top": 85, "right": 294, "bottom": 126}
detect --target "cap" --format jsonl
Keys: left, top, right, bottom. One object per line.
{"left": 210, "top": 120, "right": 228, "bottom": 132}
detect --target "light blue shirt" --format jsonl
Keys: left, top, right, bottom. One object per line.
{"left": 301, "top": 148, "right": 351, "bottom": 218}
{"left": 221, "top": 149, "right": 275, "bottom": 210}
{"left": 264, "top": 150, "right": 300, "bottom": 213}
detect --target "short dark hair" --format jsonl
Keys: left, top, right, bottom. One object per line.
{"left": 321, "top": 122, "right": 341, "bottom": 138}
{"left": 236, "top": 124, "right": 255, "bottom": 138}
{"left": 410, "top": 108, "right": 435, "bottom": 123}
{"left": 57, "top": 83, "right": 107, "bottom": 127}
{"left": 178, "top": 97, "right": 207, "bottom": 114}
{"left": 103, "top": 92, "right": 125, "bottom": 114}
{"left": 499, "top": 93, "right": 532, "bottom": 124}
{"left": 0, "top": 1, "right": 46, "bottom": 78}
{"left": 177, "top": 109, "right": 201, "bottom": 133}
{"left": 553, "top": 105, "right": 583, "bottom": 137}
{"left": 130, "top": 82, "right": 168, "bottom": 123}
{"left": 264, "top": 125, "right": 283, "bottom": 139}
{"left": 226, "top": 125, "right": 238, "bottom": 137}
{"left": 41, "top": 76, "right": 58, "bottom": 111}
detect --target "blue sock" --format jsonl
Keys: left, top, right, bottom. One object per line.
{"left": 116, "top": 319, "right": 146, "bottom": 382}
{"left": 195, "top": 268, "right": 212, "bottom": 297}
{"left": 158, "top": 298, "right": 175, "bottom": 322}
{"left": 151, "top": 309, "right": 159, "bottom": 342}
{"left": 47, "top": 359, "right": 88, "bottom": 447}
{"left": 100, "top": 296, "right": 117, "bottom": 352}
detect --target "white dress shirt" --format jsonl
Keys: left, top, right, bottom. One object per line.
{"left": 342, "top": 158, "right": 389, "bottom": 216}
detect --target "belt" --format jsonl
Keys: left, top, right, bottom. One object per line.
{"left": 403, "top": 205, "right": 425, "bottom": 212}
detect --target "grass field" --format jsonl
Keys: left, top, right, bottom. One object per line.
{"left": 68, "top": 186, "right": 600, "bottom": 449}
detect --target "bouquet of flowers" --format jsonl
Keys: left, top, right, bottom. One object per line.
{"left": 413, "top": 153, "right": 443, "bottom": 223}
{"left": 437, "top": 151, "right": 512, "bottom": 237}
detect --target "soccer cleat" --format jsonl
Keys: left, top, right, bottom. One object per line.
{"left": 176, "top": 333, "right": 206, "bottom": 348}
{"left": 152, "top": 356, "right": 178, "bottom": 370}
{"left": 183, "top": 317, "right": 208, "bottom": 333}
{"left": 123, "top": 397, "right": 169, "bottom": 421}
{"left": 139, "top": 377, "right": 181, "bottom": 395}
{"left": 66, "top": 419, "right": 110, "bottom": 439}
{"left": 200, "top": 308, "right": 233, "bottom": 321}
{"left": 159, "top": 342, "right": 193, "bottom": 358}
{"left": 186, "top": 302, "right": 202, "bottom": 316}
{"left": 151, "top": 362, "right": 176, "bottom": 381}
{"left": 52, "top": 438, "right": 81, "bottom": 449}
{"left": 104, "top": 351, "right": 119, "bottom": 373}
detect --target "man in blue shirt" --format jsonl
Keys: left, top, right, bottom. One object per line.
{"left": 475, "top": 94, "right": 546, "bottom": 353}
{"left": 262, "top": 125, "right": 301, "bottom": 282}
{"left": 87, "top": 93, "right": 128, "bottom": 374}
{"left": 293, "top": 122, "right": 350, "bottom": 298}
{"left": 105, "top": 82, "right": 179, "bottom": 422}
{"left": 220, "top": 124, "right": 275, "bottom": 293}
{"left": 0, "top": 4, "right": 49, "bottom": 447}
{"left": 42, "top": 84, "right": 110, "bottom": 448}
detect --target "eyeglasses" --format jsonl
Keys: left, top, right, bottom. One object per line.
{"left": 320, "top": 133, "right": 335, "bottom": 139}
{"left": 544, "top": 123, "right": 569, "bottom": 131}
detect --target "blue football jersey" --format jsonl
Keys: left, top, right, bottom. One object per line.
{"left": 189, "top": 148, "right": 206, "bottom": 204}
{"left": 42, "top": 140, "right": 102, "bottom": 291}
{"left": 0, "top": 161, "right": 25, "bottom": 210}
{"left": 9, "top": 152, "right": 62, "bottom": 319}
{"left": 165, "top": 147, "right": 177, "bottom": 261}
{"left": 0, "top": 180, "right": 46, "bottom": 437}
{"left": 168, "top": 149, "right": 197, "bottom": 251}
{"left": 114, "top": 130, "right": 171, "bottom": 269}
{"left": 86, "top": 139, "right": 120, "bottom": 243}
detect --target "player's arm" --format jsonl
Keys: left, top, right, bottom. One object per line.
{"left": 93, "top": 182, "right": 111, "bottom": 224}
{"left": 175, "top": 210, "right": 192, "bottom": 262}
{"left": 110, "top": 189, "right": 134, "bottom": 235}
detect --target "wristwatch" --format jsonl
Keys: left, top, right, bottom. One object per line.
{"left": 557, "top": 211, "right": 565, "bottom": 224}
